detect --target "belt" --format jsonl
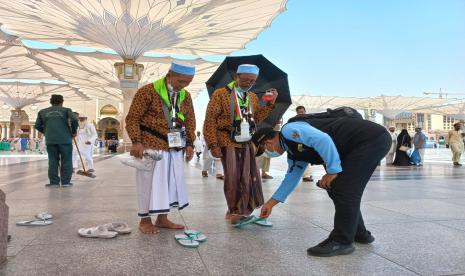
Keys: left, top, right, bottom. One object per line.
{"left": 140, "top": 125, "right": 167, "bottom": 141}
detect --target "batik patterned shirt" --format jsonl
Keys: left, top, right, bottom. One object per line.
{"left": 125, "top": 82, "right": 196, "bottom": 150}
{"left": 203, "top": 87, "right": 274, "bottom": 148}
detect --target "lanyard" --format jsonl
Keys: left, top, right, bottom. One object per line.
{"left": 233, "top": 86, "right": 250, "bottom": 120}
{"left": 170, "top": 91, "right": 178, "bottom": 120}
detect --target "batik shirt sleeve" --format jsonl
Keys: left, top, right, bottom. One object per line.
{"left": 125, "top": 85, "right": 152, "bottom": 143}
{"left": 203, "top": 89, "right": 223, "bottom": 148}
{"left": 183, "top": 92, "right": 196, "bottom": 146}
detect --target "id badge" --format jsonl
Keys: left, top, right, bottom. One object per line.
{"left": 167, "top": 129, "right": 186, "bottom": 148}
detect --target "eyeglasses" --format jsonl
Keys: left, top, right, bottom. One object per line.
{"left": 237, "top": 76, "right": 256, "bottom": 84}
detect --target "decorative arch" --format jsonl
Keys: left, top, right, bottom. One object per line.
{"left": 97, "top": 117, "right": 121, "bottom": 140}
{"left": 100, "top": 104, "right": 119, "bottom": 117}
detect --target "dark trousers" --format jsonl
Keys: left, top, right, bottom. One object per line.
{"left": 327, "top": 132, "right": 391, "bottom": 244}
{"left": 46, "top": 144, "right": 73, "bottom": 185}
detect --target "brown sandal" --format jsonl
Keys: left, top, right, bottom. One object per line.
{"left": 202, "top": 171, "right": 208, "bottom": 177}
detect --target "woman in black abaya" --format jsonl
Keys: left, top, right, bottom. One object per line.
{"left": 393, "top": 129, "right": 412, "bottom": 166}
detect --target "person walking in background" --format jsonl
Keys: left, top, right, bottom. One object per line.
{"left": 446, "top": 122, "right": 464, "bottom": 167}
{"left": 296, "top": 105, "right": 313, "bottom": 182}
{"left": 393, "top": 129, "right": 412, "bottom": 167}
{"left": 202, "top": 146, "right": 224, "bottom": 180}
{"left": 193, "top": 131, "right": 204, "bottom": 160}
{"left": 108, "top": 137, "right": 118, "bottom": 153}
{"left": 73, "top": 113, "right": 98, "bottom": 173}
{"left": 34, "top": 94, "right": 78, "bottom": 187}
{"left": 385, "top": 126, "right": 397, "bottom": 165}
{"left": 256, "top": 120, "right": 282, "bottom": 180}
{"left": 256, "top": 152, "right": 273, "bottom": 179}
{"left": 413, "top": 127, "right": 427, "bottom": 166}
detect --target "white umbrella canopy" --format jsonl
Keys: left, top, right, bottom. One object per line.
{"left": 26, "top": 47, "right": 219, "bottom": 100}
{"left": 291, "top": 95, "right": 456, "bottom": 119}
{"left": 412, "top": 100, "right": 465, "bottom": 120}
{"left": 0, "top": 82, "right": 89, "bottom": 109}
{"left": 357, "top": 95, "right": 449, "bottom": 114}
{"left": 291, "top": 95, "right": 370, "bottom": 112}
{"left": 375, "top": 109, "right": 405, "bottom": 119}
{"left": 0, "top": 26, "right": 54, "bottom": 80}
{"left": 0, "top": 0, "right": 288, "bottom": 59}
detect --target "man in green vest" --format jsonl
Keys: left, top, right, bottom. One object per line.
{"left": 35, "top": 94, "right": 78, "bottom": 187}
{"left": 126, "top": 62, "right": 196, "bottom": 234}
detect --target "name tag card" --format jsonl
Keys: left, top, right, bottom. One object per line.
{"left": 168, "top": 129, "right": 186, "bottom": 148}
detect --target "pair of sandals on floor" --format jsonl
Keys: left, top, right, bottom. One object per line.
{"left": 175, "top": 215, "right": 272, "bottom": 249}
{"left": 175, "top": 229, "right": 207, "bottom": 248}
{"left": 16, "top": 212, "right": 53, "bottom": 226}
{"left": 232, "top": 215, "right": 273, "bottom": 228}
{"left": 78, "top": 222, "right": 132, "bottom": 238}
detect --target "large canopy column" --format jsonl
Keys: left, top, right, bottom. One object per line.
{"left": 114, "top": 60, "right": 144, "bottom": 148}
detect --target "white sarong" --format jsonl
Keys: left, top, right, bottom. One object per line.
{"left": 136, "top": 150, "right": 188, "bottom": 217}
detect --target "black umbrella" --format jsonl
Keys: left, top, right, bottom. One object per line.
{"left": 206, "top": 54, "right": 291, "bottom": 128}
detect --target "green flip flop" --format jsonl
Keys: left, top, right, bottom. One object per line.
{"left": 253, "top": 218, "right": 273, "bottom": 227}
{"left": 184, "top": 230, "right": 207, "bottom": 242}
{"left": 232, "top": 215, "right": 261, "bottom": 228}
{"left": 175, "top": 234, "right": 200, "bottom": 248}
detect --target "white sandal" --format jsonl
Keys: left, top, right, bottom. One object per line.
{"left": 78, "top": 225, "right": 118, "bottom": 238}
{"left": 103, "top": 222, "right": 132, "bottom": 234}
{"left": 16, "top": 219, "right": 53, "bottom": 226}
{"left": 35, "top": 212, "right": 53, "bottom": 220}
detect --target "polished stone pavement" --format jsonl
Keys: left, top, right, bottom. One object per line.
{"left": 1, "top": 149, "right": 465, "bottom": 276}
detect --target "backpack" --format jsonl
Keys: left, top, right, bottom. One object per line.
{"left": 282, "top": 107, "right": 363, "bottom": 164}
{"left": 288, "top": 106, "right": 363, "bottom": 123}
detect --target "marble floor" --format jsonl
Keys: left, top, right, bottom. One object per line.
{"left": 1, "top": 149, "right": 465, "bottom": 276}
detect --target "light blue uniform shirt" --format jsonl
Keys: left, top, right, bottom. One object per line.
{"left": 272, "top": 121, "right": 343, "bottom": 202}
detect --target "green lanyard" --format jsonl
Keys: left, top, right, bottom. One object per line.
{"left": 153, "top": 77, "right": 186, "bottom": 121}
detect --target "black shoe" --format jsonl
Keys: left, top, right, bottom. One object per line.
{"left": 354, "top": 231, "right": 375, "bottom": 244}
{"left": 61, "top": 183, "right": 73, "bottom": 188}
{"left": 307, "top": 238, "right": 355, "bottom": 257}
{"left": 45, "top": 183, "right": 60, "bottom": 188}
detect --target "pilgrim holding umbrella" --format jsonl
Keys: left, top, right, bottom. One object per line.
{"left": 203, "top": 55, "right": 291, "bottom": 226}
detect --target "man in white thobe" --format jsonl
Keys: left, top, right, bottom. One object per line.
{"left": 385, "top": 126, "right": 397, "bottom": 165}
{"left": 194, "top": 131, "right": 204, "bottom": 160}
{"left": 73, "top": 114, "right": 97, "bottom": 173}
{"left": 126, "top": 62, "right": 196, "bottom": 235}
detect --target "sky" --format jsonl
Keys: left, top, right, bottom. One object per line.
{"left": 231, "top": 0, "right": 465, "bottom": 97}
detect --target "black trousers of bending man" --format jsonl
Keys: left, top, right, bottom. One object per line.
{"left": 325, "top": 128, "right": 391, "bottom": 244}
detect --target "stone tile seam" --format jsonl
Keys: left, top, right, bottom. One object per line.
{"left": 363, "top": 202, "right": 430, "bottom": 220}
{"left": 431, "top": 221, "right": 465, "bottom": 233}
{"left": 365, "top": 199, "right": 465, "bottom": 217}
{"left": 370, "top": 251, "right": 423, "bottom": 276}
{"left": 178, "top": 209, "right": 211, "bottom": 276}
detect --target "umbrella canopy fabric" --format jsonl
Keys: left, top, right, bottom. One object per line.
{"left": 205, "top": 55, "right": 291, "bottom": 128}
